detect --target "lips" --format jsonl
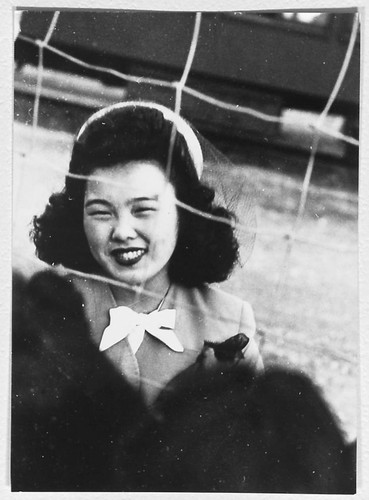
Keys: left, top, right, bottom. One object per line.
{"left": 111, "top": 248, "right": 146, "bottom": 266}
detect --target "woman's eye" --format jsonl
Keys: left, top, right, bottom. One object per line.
{"left": 133, "top": 205, "right": 157, "bottom": 215}
{"left": 89, "top": 210, "right": 112, "bottom": 218}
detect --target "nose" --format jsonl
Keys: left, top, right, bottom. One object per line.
{"left": 110, "top": 214, "right": 137, "bottom": 242}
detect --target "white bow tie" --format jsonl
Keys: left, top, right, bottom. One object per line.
{"left": 99, "top": 306, "right": 183, "bottom": 353}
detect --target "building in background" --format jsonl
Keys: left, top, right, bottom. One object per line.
{"left": 14, "top": 10, "right": 360, "bottom": 168}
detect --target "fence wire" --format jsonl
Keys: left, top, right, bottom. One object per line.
{"left": 13, "top": 10, "right": 359, "bottom": 374}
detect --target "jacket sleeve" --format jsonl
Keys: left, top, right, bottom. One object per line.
{"left": 239, "top": 301, "right": 264, "bottom": 372}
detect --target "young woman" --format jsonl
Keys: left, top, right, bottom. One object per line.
{"left": 31, "top": 101, "right": 263, "bottom": 405}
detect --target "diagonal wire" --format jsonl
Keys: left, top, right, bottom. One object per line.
{"left": 13, "top": 248, "right": 358, "bottom": 367}
{"left": 310, "top": 123, "right": 359, "bottom": 146}
{"left": 18, "top": 32, "right": 174, "bottom": 87}
{"left": 147, "top": 12, "right": 202, "bottom": 300}
{"left": 15, "top": 11, "right": 359, "bottom": 371}
{"left": 14, "top": 148, "right": 357, "bottom": 254}
{"left": 14, "top": 13, "right": 61, "bottom": 228}
{"left": 31, "top": 11, "right": 60, "bottom": 149}
{"left": 165, "top": 12, "right": 202, "bottom": 178}
{"left": 183, "top": 85, "right": 284, "bottom": 124}
{"left": 271, "top": 12, "right": 360, "bottom": 309}
{"left": 17, "top": 32, "right": 359, "bottom": 147}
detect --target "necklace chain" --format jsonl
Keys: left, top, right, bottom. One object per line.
{"left": 109, "top": 284, "right": 171, "bottom": 313}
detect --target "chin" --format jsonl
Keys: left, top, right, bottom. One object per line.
{"left": 106, "top": 262, "right": 169, "bottom": 290}
{"left": 109, "top": 269, "right": 149, "bottom": 287}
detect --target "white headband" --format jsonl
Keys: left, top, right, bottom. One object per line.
{"left": 76, "top": 101, "right": 204, "bottom": 178}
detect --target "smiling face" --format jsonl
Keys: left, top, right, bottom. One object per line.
{"left": 83, "top": 161, "right": 179, "bottom": 291}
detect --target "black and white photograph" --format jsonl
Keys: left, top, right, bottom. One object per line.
{"left": 3, "top": 2, "right": 367, "bottom": 496}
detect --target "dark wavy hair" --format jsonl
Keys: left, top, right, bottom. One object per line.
{"left": 31, "top": 102, "right": 239, "bottom": 287}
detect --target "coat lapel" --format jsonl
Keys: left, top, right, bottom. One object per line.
{"left": 69, "top": 276, "right": 141, "bottom": 388}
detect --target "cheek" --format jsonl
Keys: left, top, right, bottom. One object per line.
{"left": 148, "top": 208, "right": 178, "bottom": 256}
{"left": 162, "top": 210, "right": 179, "bottom": 250}
{"left": 83, "top": 218, "right": 110, "bottom": 250}
{"left": 169, "top": 212, "right": 179, "bottom": 247}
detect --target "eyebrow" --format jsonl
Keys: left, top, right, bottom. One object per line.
{"left": 132, "top": 195, "right": 160, "bottom": 203}
{"left": 84, "top": 199, "right": 112, "bottom": 209}
{"left": 84, "top": 195, "right": 160, "bottom": 208}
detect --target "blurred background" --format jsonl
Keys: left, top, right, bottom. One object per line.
{"left": 13, "top": 10, "right": 359, "bottom": 440}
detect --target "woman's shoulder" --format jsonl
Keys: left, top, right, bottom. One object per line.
{"left": 65, "top": 273, "right": 115, "bottom": 309}
{"left": 58, "top": 270, "right": 106, "bottom": 294}
{"left": 173, "top": 282, "right": 249, "bottom": 311}
{"left": 13, "top": 267, "right": 86, "bottom": 316}
{"left": 35, "top": 267, "right": 113, "bottom": 313}
{"left": 170, "top": 283, "right": 255, "bottom": 340}
{"left": 173, "top": 284, "right": 261, "bottom": 367}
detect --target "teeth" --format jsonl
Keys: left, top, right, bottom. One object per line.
{"left": 116, "top": 249, "right": 145, "bottom": 262}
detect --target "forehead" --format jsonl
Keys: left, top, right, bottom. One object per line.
{"left": 84, "top": 160, "right": 172, "bottom": 199}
